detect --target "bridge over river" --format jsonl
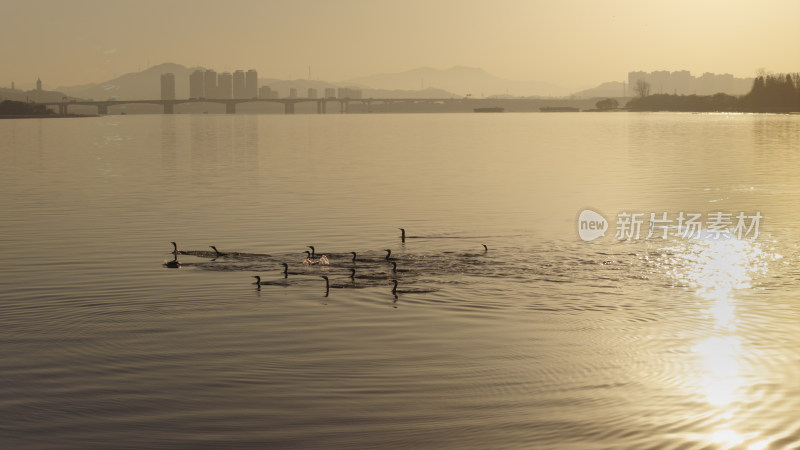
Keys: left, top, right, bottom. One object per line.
{"left": 38, "top": 97, "right": 477, "bottom": 115}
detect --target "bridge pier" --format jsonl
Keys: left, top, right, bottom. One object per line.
{"left": 226, "top": 102, "right": 236, "bottom": 114}
{"left": 285, "top": 102, "right": 295, "bottom": 114}
{"left": 60, "top": 104, "right": 68, "bottom": 115}
{"left": 164, "top": 101, "right": 174, "bottom": 114}
{"left": 317, "top": 100, "right": 326, "bottom": 114}
{"left": 339, "top": 100, "right": 349, "bottom": 114}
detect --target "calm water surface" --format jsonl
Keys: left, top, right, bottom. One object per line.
{"left": 1, "top": 113, "right": 799, "bottom": 449}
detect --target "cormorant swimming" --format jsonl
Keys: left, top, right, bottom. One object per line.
{"left": 281, "top": 263, "right": 305, "bottom": 276}
{"left": 390, "top": 261, "right": 411, "bottom": 273}
{"left": 253, "top": 275, "right": 291, "bottom": 286}
{"left": 321, "top": 274, "right": 359, "bottom": 289}
{"left": 163, "top": 255, "right": 181, "bottom": 268}
{"left": 391, "top": 279, "right": 438, "bottom": 295}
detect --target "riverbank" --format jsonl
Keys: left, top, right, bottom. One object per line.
{"left": 626, "top": 73, "right": 800, "bottom": 113}
{"left": 0, "top": 114, "right": 93, "bottom": 119}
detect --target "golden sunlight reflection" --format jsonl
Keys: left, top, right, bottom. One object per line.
{"left": 711, "top": 429, "right": 744, "bottom": 447}
{"left": 677, "top": 237, "right": 759, "bottom": 408}
{"left": 692, "top": 336, "right": 742, "bottom": 406}
{"left": 655, "top": 234, "right": 781, "bottom": 447}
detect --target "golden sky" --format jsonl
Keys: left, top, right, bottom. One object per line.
{"left": 2, "top": 0, "right": 798, "bottom": 89}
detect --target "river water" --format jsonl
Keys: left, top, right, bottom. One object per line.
{"left": 1, "top": 112, "right": 799, "bottom": 449}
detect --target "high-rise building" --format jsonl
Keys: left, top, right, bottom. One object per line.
{"left": 324, "top": 88, "right": 336, "bottom": 99}
{"left": 258, "top": 86, "right": 273, "bottom": 99}
{"left": 204, "top": 70, "right": 218, "bottom": 99}
{"left": 289, "top": 88, "right": 298, "bottom": 98}
{"left": 246, "top": 69, "right": 258, "bottom": 99}
{"left": 233, "top": 70, "right": 246, "bottom": 99}
{"left": 189, "top": 70, "right": 204, "bottom": 99}
{"left": 307, "top": 88, "right": 318, "bottom": 99}
{"left": 160, "top": 73, "right": 175, "bottom": 100}
{"left": 218, "top": 72, "right": 233, "bottom": 99}
{"left": 36, "top": 78, "right": 42, "bottom": 91}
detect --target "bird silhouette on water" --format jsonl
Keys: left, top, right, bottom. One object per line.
{"left": 390, "top": 261, "right": 412, "bottom": 274}
{"left": 253, "top": 275, "right": 291, "bottom": 287}
{"left": 163, "top": 254, "right": 181, "bottom": 268}
{"left": 391, "top": 280, "right": 438, "bottom": 295}
{"left": 281, "top": 263, "right": 306, "bottom": 277}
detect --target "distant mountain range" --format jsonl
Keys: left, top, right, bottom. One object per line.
{"left": 344, "top": 66, "right": 570, "bottom": 97}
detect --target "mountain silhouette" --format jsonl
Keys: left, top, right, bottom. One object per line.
{"left": 571, "top": 81, "right": 628, "bottom": 99}
{"left": 56, "top": 63, "right": 199, "bottom": 100}
{"left": 344, "top": 66, "right": 569, "bottom": 97}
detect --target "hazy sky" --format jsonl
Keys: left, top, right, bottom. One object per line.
{"left": 2, "top": 0, "right": 798, "bottom": 90}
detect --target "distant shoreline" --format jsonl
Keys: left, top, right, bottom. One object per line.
{"left": 0, "top": 114, "right": 94, "bottom": 119}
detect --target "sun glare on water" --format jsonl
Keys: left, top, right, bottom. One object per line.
{"left": 652, "top": 232, "right": 781, "bottom": 448}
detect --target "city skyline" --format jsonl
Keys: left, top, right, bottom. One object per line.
{"left": 1, "top": 0, "right": 798, "bottom": 94}
{"left": 9, "top": 63, "right": 757, "bottom": 102}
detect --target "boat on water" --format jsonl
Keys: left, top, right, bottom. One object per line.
{"left": 540, "top": 106, "right": 580, "bottom": 112}
{"left": 474, "top": 107, "right": 504, "bottom": 113}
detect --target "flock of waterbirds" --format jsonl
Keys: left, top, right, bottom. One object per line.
{"left": 165, "top": 228, "right": 490, "bottom": 298}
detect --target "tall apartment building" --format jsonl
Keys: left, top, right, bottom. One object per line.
{"left": 204, "top": 70, "right": 218, "bottom": 99}
{"left": 160, "top": 73, "right": 175, "bottom": 100}
{"left": 218, "top": 72, "right": 233, "bottom": 99}
{"left": 189, "top": 70, "right": 204, "bottom": 98}
{"left": 246, "top": 69, "right": 258, "bottom": 99}
{"left": 233, "top": 70, "right": 246, "bottom": 99}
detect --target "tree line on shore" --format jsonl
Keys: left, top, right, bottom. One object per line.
{"left": 0, "top": 100, "right": 53, "bottom": 115}
{"left": 624, "top": 73, "right": 800, "bottom": 112}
